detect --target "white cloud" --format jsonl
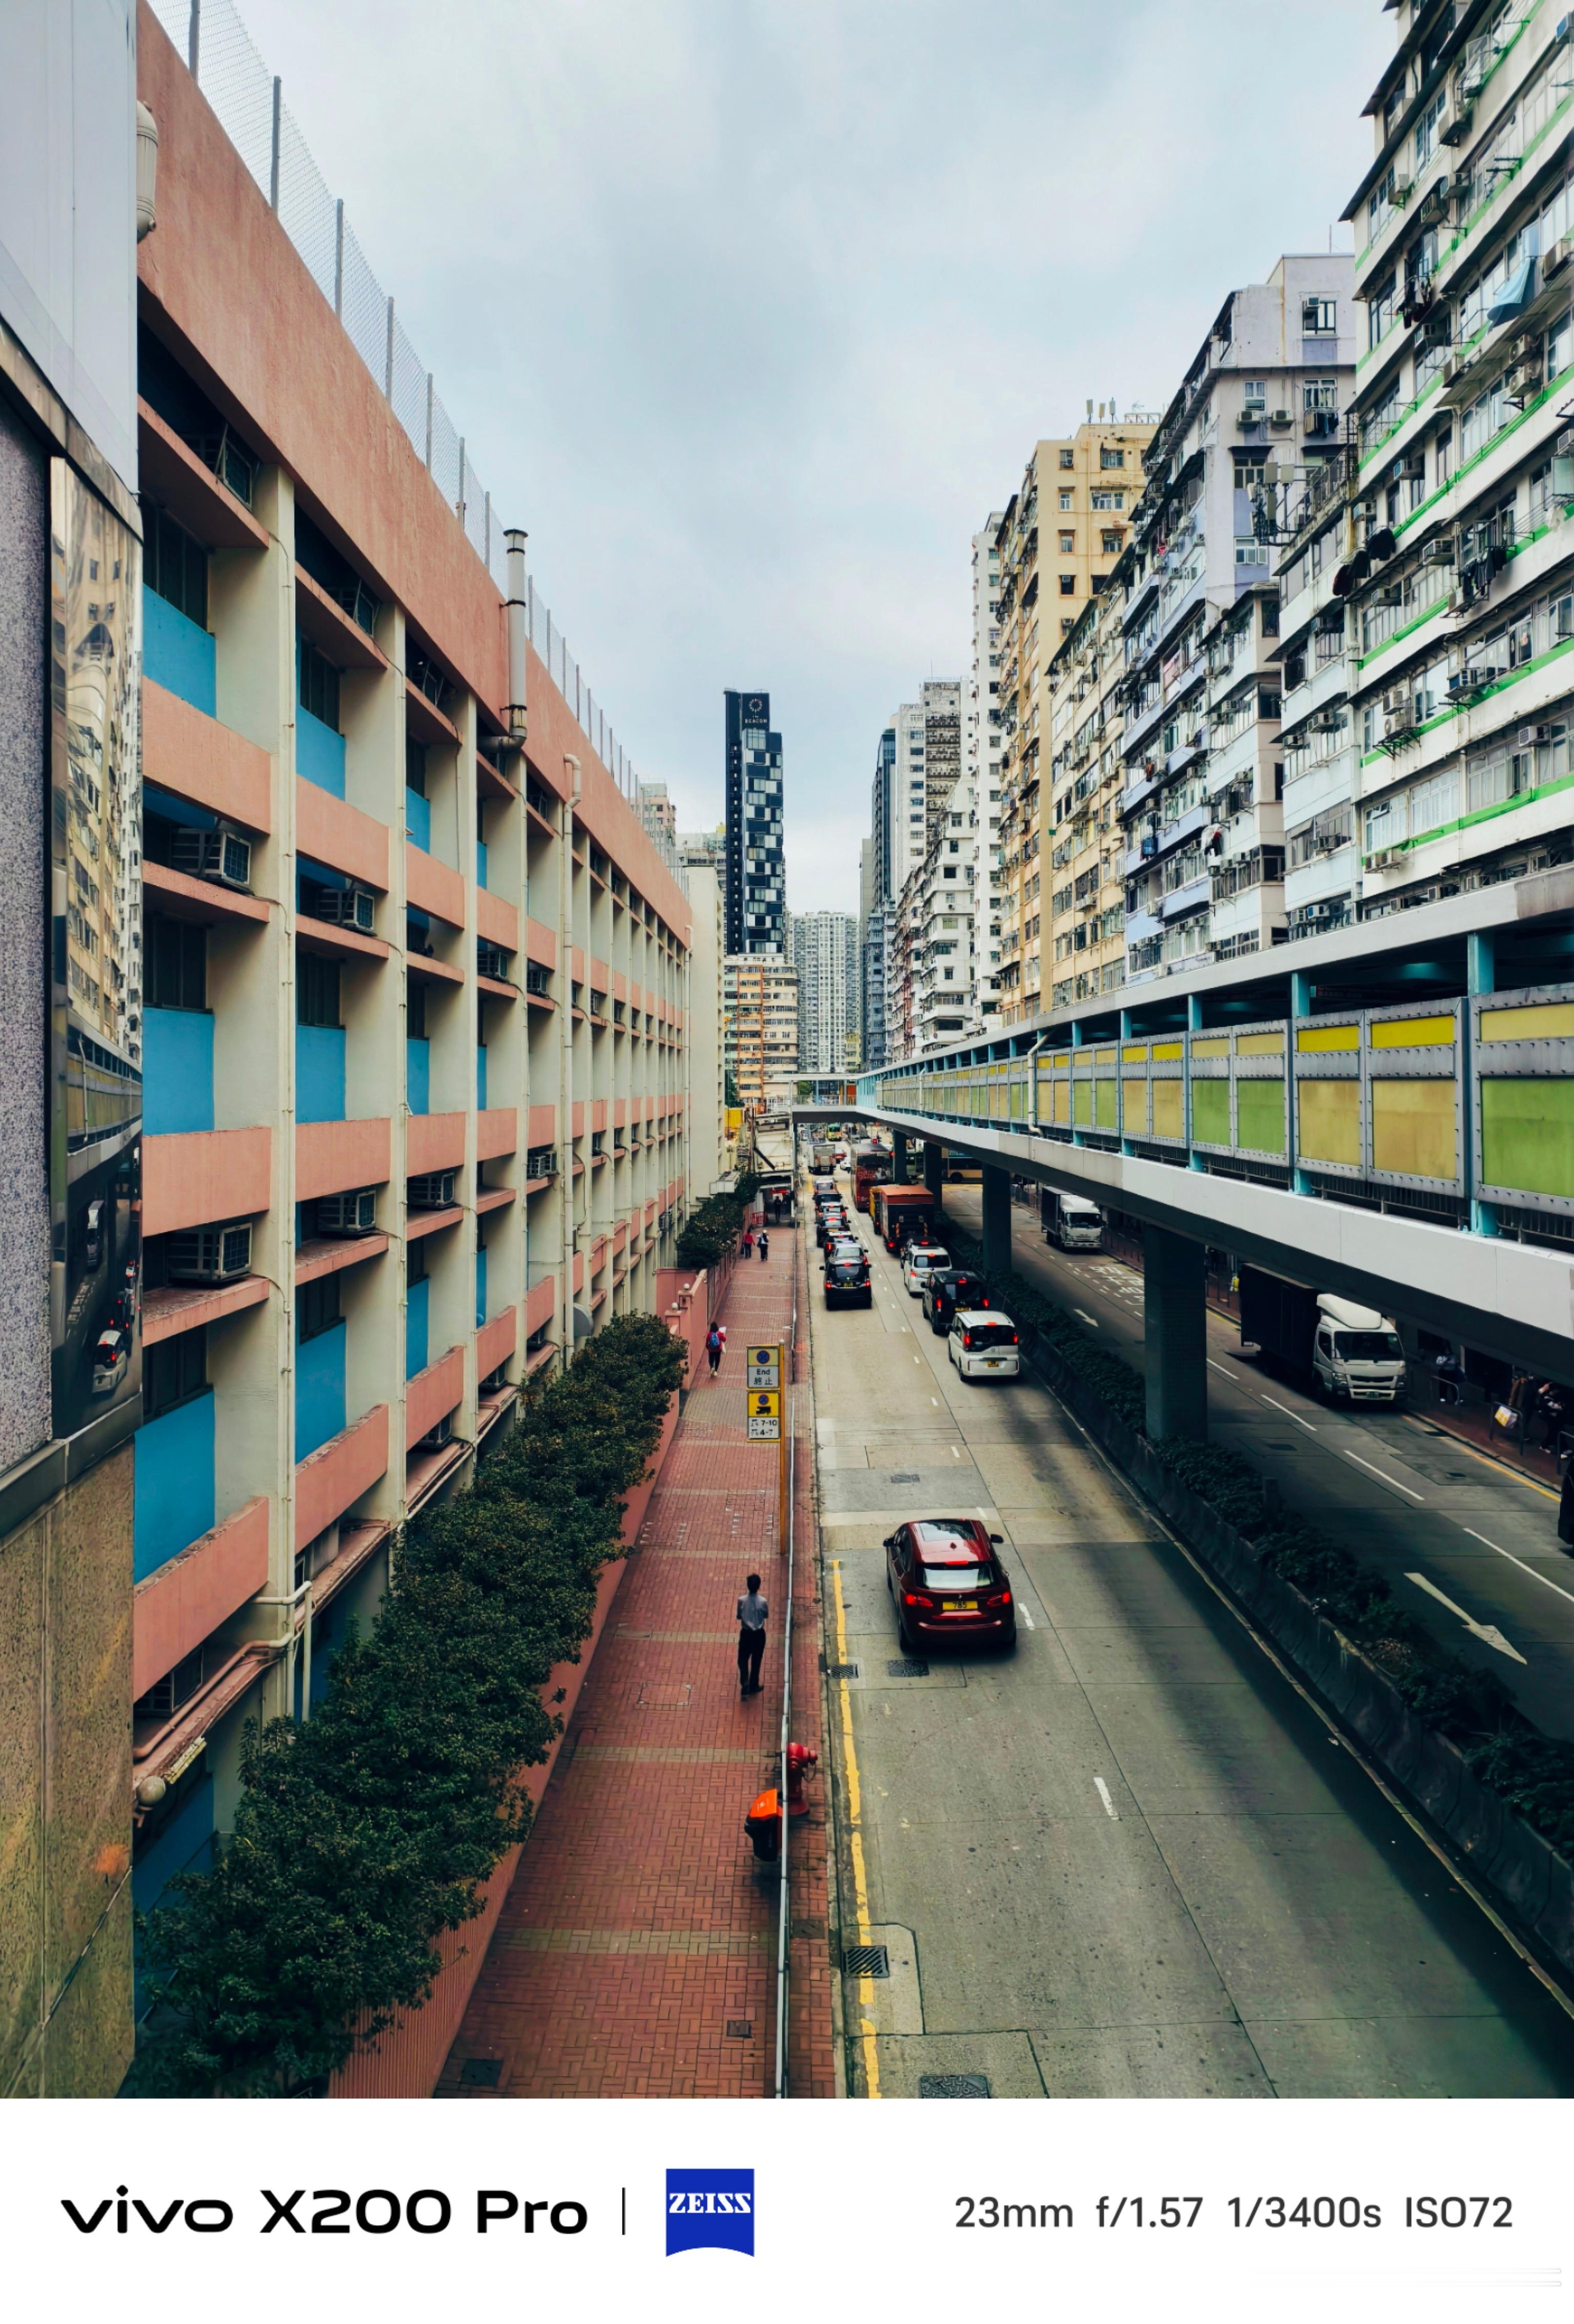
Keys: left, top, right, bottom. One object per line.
{"left": 224, "top": 0, "right": 1391, "bottom": 911}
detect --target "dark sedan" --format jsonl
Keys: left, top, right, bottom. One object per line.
{"left": 920, "top": 1266, "right": 990, "bottom": 1335}
{"left": 883, "top": 1518, "right": 1015, "bottom": 1653}
{"left": 824, "top": 1248, "right": 872, "bottom": 1308}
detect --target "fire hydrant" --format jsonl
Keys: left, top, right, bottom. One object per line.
{"left": 784, "top": 1741, "right": 818, "bottom": 1818}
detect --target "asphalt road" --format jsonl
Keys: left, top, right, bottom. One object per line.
{"left": 939, "top": 1185, "right": 1574, "bottom": 1747}
{"left": 808, "top": 1172, "right": 1574, "bottom": 2099}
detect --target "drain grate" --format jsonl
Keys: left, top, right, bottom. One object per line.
{"left": 890, "top": 1472, "right": 921, "bottom": 1483}
{"left": 887, "top": 1657, "right": 929, "bottom": 1678}
{"left": 920, "top": 2073, "right": 991, "bottom": 2098}
{"left": 842, "top": 1943, "right": 890, "bottom": 1978}
{"left": 724, "top": 2020, "right": 753, "bottom": 2039}
{"left": 459, "top": 2058, "right": 502, "bottom": 2087}
{"left": 826, "top": 1661, "right": 860, "bottom": 1678}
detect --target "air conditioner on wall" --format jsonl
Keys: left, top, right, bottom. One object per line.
{"left": 1420, "top": 537, "right": 1455, "bottom": 565}
{"left": 165, "top": 1220, "right": 253, "bottom": 1283}
{"left": 171, "top": 824, "right": 252, "bottom": 890}
{"left": 316, "top": 1188, "right": 378, "bottom": 1236}
{"left": 1367, "top": 847, "right": 1399, "bottom": 869}
{"left": 408, "top": 1170, "right": 458, "bottom": 1210}
{"left": 418, "top": 1413, "right": 454, "bottom": 1451}
{"left": 315, "top": 884, "right": 376, "bottom": 933}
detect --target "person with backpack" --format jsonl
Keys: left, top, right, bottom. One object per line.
{"left": 706, "top": 1322, "right": 723, "bottom": 1376}
{"left": 758, "top": 1230, "right": 769, "bottom": 1261}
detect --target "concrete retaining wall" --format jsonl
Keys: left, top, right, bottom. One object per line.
{"left": 1024, "top": 1326, "right": 1574, "bottom": 1980}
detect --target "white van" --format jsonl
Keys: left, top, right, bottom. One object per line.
{"left": 949, "top": 1312, "right": 1021, "bottom": 1381}
{"left": 1312, "top": 1295, "right": 1406, "bottom": 1404}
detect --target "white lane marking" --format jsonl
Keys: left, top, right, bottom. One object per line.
{"left": 1020, "top": 1604, "right": 1034, "bottom": 1629}
{"left": 1261, "top": 1394, "right": 1318, "bottom": 1435}
{"left": 951, "top": 1445, "right": 960, "bottom": 1458}
{"left": 1073, "top": 1309, "right": 1100, "bottom": 1329}
{"left": 1206, "top": 1359, "right": 1234, "bottom": 1377}
{"left": 1462, "top": 1526, "right": 1574, "bottom": 1612}
{"left": 1405, "top": 1570, "right": 1527, "bottom": 1664}
{"left": 931, "top": 1396, "right": 940, "bottom": 1405}
{"left": 1094, "top": 1777, "right": 1119, "bottom": 1820}
{"left": 1342, "top": 1448, "right": 1425, "bottom": 1503}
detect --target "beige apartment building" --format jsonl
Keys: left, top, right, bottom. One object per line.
{"left": 1045, "top": 562, "right": 1138, "bottom": 1011}
{"left": 995, "top": 412, "right": 1154, "bottom": 1024}
{"left": 723, "top": 952, "right": 799, "bottom": 1112}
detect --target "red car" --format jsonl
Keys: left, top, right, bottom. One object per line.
{"left": 883, "top": 1518, "right": 1016, "bottom": 1653}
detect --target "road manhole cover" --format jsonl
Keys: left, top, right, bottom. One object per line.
{"left": 724, "top": 2020, "right": 753, "bottom": 2039}
{"left": 636, "top": 1682, "right": 692, "bottom": 1708}
{"left": 842, "top": 1944, "right": 890, "bottom": 1978}
{"left": 890, "top": 1472, "right": 921, "bottom": 1483}
{"left": 459, "top": 2058, "right": 502, "bottom": 2087}
{"left": 920, "top": 2073, "right": 991, "bottom": 2098}
{"left": 825, "top": 1661, "right": 860, "bottom": 1678}
{"left": 887, "top": 1658, "right": 929, "bottom": 1678}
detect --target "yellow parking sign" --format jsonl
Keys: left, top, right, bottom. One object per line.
{"left": 747, "top": 1387, "right": 781, "bottom": 1441}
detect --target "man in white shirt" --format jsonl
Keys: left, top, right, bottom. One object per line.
{"left": 736, "top": 1573, "right": 768, "bottom": 1697}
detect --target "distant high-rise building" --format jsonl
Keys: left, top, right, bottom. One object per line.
{"left": 638, "top": 782, "right": 676, "bottom": 847}
{"left": 723, "top": 691, "right": 785, "bottom": 955}
{"left": 792, "top": 912, "right": 861, "bottom": 1076}
{"left": 723, "top": 953, "right": 799, "bottom": 1112}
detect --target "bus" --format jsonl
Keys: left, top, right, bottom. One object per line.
{"left": 853, "top": 1140, "right": 890, "bottom": 1214}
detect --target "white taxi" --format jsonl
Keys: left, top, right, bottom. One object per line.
{"left": 948, "top": 1311, "right": 1021, "bottom": 1381}
{"left": 901, "top": 1243, "right": 950, "bottom": 1297}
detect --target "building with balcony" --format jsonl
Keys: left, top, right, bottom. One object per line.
{"left": 996, "top": 414, "right": 1155, "bottom": 1022}
{"left": 1341, "top": 0, "right": 1574, "bottom": 924}
{"left": 123, "top": 10, "right": 692, "bottom": 1975}
{"left": 723, "top": 690, "right": 785, "bottom": 955}
{"left": 724, "top": 953, "right": 799, "bottom": 1111}
{"left": 1117, "top": 260, "right": 1354, "bottom": 983}
{"left": 1045, "top": 550, "right": 1141, "bottom": 1011}
{"left": 0, "top": 0, "right": 141, "bottom": 2098}
{"left": 964, "top": 517, "right": 1007, "bottom": 1033}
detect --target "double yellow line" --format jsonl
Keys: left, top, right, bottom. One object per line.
{"left": 830, "top": 1557, "right": 880, "bottom": 2099}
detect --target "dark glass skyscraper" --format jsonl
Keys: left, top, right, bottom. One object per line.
{"left": 723, "top": 691, "right": 784, "bottom": 955}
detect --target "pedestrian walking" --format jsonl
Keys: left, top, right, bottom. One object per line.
{"left": 742, "top": 1228, "right": 754, "bottom": 1259}
{"left": 737, "top": 1572, "right": 768, "bottom": 1696}
{"left": 706, "top": 1322, "right": 723, "bottom": 1377}
{"left": 758, "top": 1231, "right": 769, "bottom": 1261}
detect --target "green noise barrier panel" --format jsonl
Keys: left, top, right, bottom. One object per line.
{"left": 1481, "top": 1076, "right": 1574, "bottom": 1200}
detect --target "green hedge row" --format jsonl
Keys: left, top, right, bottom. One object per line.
{"left": 674, "top": 1171, "right": 761, "bottom": 1270}
{"left": 941, "top": 1217, "right": 1574, "bottom": 1856}
{"left": 131, "top": 1312, "right": 686, "bottom": 2098}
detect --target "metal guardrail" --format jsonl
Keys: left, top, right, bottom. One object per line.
{"left": 773, "top": 1197, "right": 800, "bottom": 2097}
{"left": 149, "top": 0, "right": 645, "bottom": 803}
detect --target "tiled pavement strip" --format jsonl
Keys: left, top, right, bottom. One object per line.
{"left": 438, "top": 1229, "right": 835, "bottom": 2098}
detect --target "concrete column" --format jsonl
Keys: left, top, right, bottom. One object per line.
{"left": 1289, "top": 969, "right": 1314, "bottom": 1196}
{"left": 981, "top": 1163, "right": 1011, "bottom": 1275}
{"left": 923, "top": 1140, "right": 945, "bottom": 1201}
{"left": 1142, "top": 1223, "right": 1207, "bottom": 1442}
{"left": 893, "top": 1128, "right": 909, "bottom": 1183}
{"left": 1467, "top": 931, "right": 1498, "bottom": 1238}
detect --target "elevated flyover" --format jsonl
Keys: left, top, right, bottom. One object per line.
{"left": 800, "top": 872, "right": 1574, "bottom": 1432}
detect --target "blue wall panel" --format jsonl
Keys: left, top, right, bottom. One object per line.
{"left": 296, "top": 1318, "right": 347, "bottom": 1460}
{"left": 407, "top": 1036, "right": 430, "bottom": 1115}
{"left": 133, "top": 1390, "right": 216, "bottom": 1582}
{"left": 143, "top": 590, "right": 216, "bottom": 717}
{"left": 296, "top": 1024, "right": 346, "bottom": 1124}
{"left": 406, "top": 1275, "right": 430, "bottom": 1379}
{"left": 298, "top": 706, "right": 346, "bottom": 797}
{"left": 143, "top": 1007, "right": 215, "bottom": 1135}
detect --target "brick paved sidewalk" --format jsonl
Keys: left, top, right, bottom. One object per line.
{"left": 437, "top": 1230, "right": 834, "bottom": 2099}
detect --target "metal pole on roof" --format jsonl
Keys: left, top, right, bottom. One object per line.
{"left": 269, "top": 77, "right": 282, "bottom": 211}
{"left": 333, "top": 198, "right": 344, "bottom": 316}
{"left": 188, "top": 0, "right": 200, "bottom": 77}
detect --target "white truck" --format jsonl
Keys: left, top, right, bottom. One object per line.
{"left": 1240, "top": 1269, "right": 1407, "bottom": 1405}
{"left": 1040, "top": 1187, "right": 1104, "bottom": 1252}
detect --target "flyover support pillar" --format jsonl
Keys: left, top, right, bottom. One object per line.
{"left": 1142, "top": 1223, "right": 1208, "bottom": 1443}
{"left": 893, "top": 1129, "right": 909, "bottom": 1184}
{"left": 981, "top": 1164, "right": 1012, "bottom": 1276}
{"left": 924, "top": 1140, "right": 945, "bottom": 1204}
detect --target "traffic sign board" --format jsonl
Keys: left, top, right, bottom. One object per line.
{"left": 747, "top": 1387, "right": 781, "bottom": 1441}
{"left": 746, "top": 1343, "right": 783, "bottom": 1389}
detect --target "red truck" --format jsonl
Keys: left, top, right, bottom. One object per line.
{"left": 871, "top": 1184, "right": 937, "bottom": 1254}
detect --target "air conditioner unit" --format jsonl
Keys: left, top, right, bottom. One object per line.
{"left": 477, "top": 940, "right": 510, "bottom": 981}
{"left": 171, "top": 823, "right": 252, "bottom": 890}
{"left": 1420, "top": 536, "right": 1455, "bottom": 565}
{"left": 1270, "top": 408, "right": 1293, "bottom": 429}
{"left": 1519, "top": 723, "right": 1552, "bottom": 746}
{"left": 480, "top": 1363, "right": 509, "bottom": 1395}
{"left": 1440, "top": 108, "right": 1472, "bottom": 147}
{"left": 1447, "top": 588, "right": 1471, "bottom": 615}
{"left": 1237, "top": 408, "right": 1265, "bottom": 429}
{"left": 1393, "top": 452, "right": 1425, "bottom": 481}
{"left": 408, "top": 1170, "right": 457, "bottom": 1210}
{"left": 165, "top": 1219, "right": 253, "bottom": 1283}
{"left": 1547, "top": 237, "right": 1574, "bottom": 284}
{"left": 1439, "top": 356, "right": 1459, "bottom": 387}
{"left": 1380, "top": 686, "right": 1409, "bottom": 719}
{"left": 1390, "top": 176, "right": 1414, "bottom": 208}
{"left": 1367, "top": 847, "right": 1399, "bottom": 869}
{"left": 418, "top": 1413, "right": 454, "bottom": 1451}
{"left": 317, "top": 884, "right": 376, "bottom": 933}
{"left": 316, "top": 1187, "right": 378, "bottom": 1236}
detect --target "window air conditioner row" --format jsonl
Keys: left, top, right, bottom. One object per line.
{"left": 171, "top": 823, "right": 252, "bottom": 891}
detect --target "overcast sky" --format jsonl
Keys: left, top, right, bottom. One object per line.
{"left": 235, "top": 0, "right": 1391, "bottom": 914}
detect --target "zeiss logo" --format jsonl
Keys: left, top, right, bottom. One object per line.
{"left": 665, "top": 2169, "right": 755, "bottom": 2257}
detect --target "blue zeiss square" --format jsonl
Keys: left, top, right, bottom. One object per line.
{"left": 665, "top": 2168, "right": 755, "bottom": 2256}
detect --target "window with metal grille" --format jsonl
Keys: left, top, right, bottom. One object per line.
{"left": 144, "top": 914, "right": 206, "bottom": 1011}
{"left": 145, "top": 507, "right": 208, "bottom": 627}
{"left": 145, "top": 1326, "right": 207, "bottom": 1421}
{"left": 298, "top": 1274, "right": 341, "bottom": 1344}
{"left": 297, "top": 950, "right": 340, "bottom": 1028}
